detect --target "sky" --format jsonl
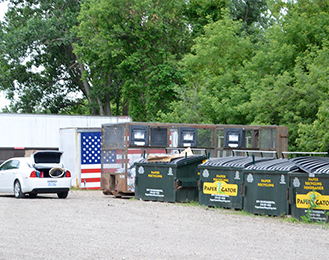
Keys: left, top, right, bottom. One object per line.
{"left": 0, "top": 1, "right": 10, "bottom": 109}
{"left": 0, "top": 1, "right": 7, "bottom": 21}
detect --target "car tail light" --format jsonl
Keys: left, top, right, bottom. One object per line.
{"left": 30, "top": 171, "right": 37, "bottom": 178}
{"left": 66, "top": 170, "right": 71, "bottom": 178}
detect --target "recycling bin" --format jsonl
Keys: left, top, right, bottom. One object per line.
{"left": 243, "top": 159, "right": 298, "bottom": 216}
{"left": 289, "top": 157, "right": 329, "bottom": 222}
{"left": 134, "top": 155, "right": 206, "bottom": 202}
{"left": 198, "top": 156, "right": 273, "bottom": 209}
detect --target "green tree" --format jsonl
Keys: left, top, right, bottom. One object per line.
{"left": 228, "top": 0, "right": 269, "bottom": 33}
{"left": 0, "top": 0, "right": 106, "bottom": 115}
{"left": 184, "top": 0, "right": 227, "bottom": 37}
{"left": 184, "top": 0, "right": 268, "bottom": 37}
{"left": 75, "top": 0, "right": 193, "bottom": 121}
{"left": 242, "top": 0, "right": 329, "bottom": 150}
{"left": 159, "top": 12, "right": 254, "bottom": 124}
{"left": 295, "top": 44, "right": 329, "bottom": 152}
{"left": 161, "top": 0, "right": 329, "bottom": 152}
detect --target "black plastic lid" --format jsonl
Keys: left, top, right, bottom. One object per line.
{"left": 137, "top": 155, "right": 206, "bottom": 165}
{"left": 201, "top": 156, "right": 274, "bottom": 168}
{"left": 245, "top": 159, "right": 298, "bottom": 172}
{"left": 291, "top": 157, "right": 329, "bottom": 174}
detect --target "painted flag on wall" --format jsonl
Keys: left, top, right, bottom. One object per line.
{"left": 80, "top": 132, "right": 112, "bottom": 190}
{"left": 80, "top": 131, "right": 167, "bottom": 190}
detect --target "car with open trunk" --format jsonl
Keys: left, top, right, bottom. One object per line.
{"left": 0, "top": 150, "right": 71, "bottom": 198}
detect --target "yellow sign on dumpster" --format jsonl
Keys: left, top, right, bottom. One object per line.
{"left": 296, "top": 191, "right": 329, "bottom": 210}
{"left": 203, "top": 181, "right": 238, "bottom": 196}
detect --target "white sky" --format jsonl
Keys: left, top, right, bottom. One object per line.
{"left": 0, "top": 1, "right": 10, "bottom": 109}
{"left": 0, "top": 1, "right": 7, "bottom": 20}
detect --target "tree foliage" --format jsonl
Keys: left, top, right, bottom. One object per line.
{"left": 159, "top": 12, "right": 254, "bottom": 124}
{"left": 1, "top": 0, "right": 329, "bottom": 151}
{"left": 160, "top": 0, "right": 329, "bottom": 151}
{"left": 243, "top": 0, "right": 329, "bottom": 150}
{"left": 0, "top": 0, "right": 89, "bottom": 114}
{"left": 75, "top": 0, "right": 200, "bottom": 121}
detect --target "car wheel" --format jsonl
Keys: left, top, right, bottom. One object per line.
{"left": 57, "top": 191, "right": 68, "bottom": 199}
{"left": 14, "top": 181, "right": 25, "bottom": 198}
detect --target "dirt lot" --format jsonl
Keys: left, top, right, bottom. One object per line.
{"left": 0, "top": 190, "right": 328, "bottom": 260}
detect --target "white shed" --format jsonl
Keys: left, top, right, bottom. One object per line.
{"left": 59, "top": 127, "right": 102, "bottom": 189}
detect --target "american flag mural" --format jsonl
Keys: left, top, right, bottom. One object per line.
{"left": 80, "top": 132, "right": 122, "bottom": 190}
{"left": 80, "top": 131, "right": 168, "bottom": 190}
{"left": 80, "top": 132, "right": 102, "bottom": 189}
{"left": 80, "top": 132, "right": 141, "bottom": 190}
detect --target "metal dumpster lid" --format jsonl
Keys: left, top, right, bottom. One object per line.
{"left": 244, "top": 159, "right": 298, "bottom": 171}
{"left": 136, "top": 155, "right": 205, "bottom": 165}
{"left": 201, "top": 156, "right": 274, "bottom": 168}
{"left": 314, "top": 165, "right": 329, "bottom": 174}
{"left": 291, "top": 157, "right": 329, "bottom": 174}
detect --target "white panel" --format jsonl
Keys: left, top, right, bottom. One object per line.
{"left": 80, "top": 182, "right": 100, "bottom": 189}
{"left": 59, "top": 128, "right": 79, "bottom": 187}
{"left": 0, "top": 113, "right": 131, "bottom": 148}
{"left": 81, "top": 172, "right": 101, "bottom": 178}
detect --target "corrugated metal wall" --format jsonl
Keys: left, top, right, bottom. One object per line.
{"left": 0, "top": 113, "right": 131, "bottom": 148}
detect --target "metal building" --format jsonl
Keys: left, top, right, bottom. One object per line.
{"left": 0, "top": 113, "right": 132, "bottom": 164}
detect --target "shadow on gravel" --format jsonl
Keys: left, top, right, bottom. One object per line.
{"left": 0, "top": 194, "right": 60, "bottom": 199}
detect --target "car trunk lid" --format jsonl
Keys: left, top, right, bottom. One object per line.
{"left": 32, "top": 151, "right": 63, "bottom": 164}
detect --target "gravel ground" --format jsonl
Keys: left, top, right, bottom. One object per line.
{"left": 0, "top": 190, "right": 328, "bottom": 260}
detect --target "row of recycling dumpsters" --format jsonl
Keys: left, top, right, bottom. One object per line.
{"left": 134, "top": 155, "right": 329, "bottom": 222}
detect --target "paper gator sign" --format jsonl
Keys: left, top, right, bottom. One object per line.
{"left": 296, "top": 191, "right": 329, "bottom": 210}
{"left": 203, "top": 181, "right": 238, "bottom": 196}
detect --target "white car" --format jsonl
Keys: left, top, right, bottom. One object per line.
{"left": 0, "top": 150, "right": 71, "bottom": 198}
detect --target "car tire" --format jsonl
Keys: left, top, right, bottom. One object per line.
{"left": 14, "top": 181, "right": 25, "bottom": 198}
{"left": 57, "top": 191, "right": 68, "bottom": 199}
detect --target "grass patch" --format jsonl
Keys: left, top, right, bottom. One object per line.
{"left": 104, "top": 192, "right": 329, "bottom": 227}
{"left": 70, "top": 187, "right": 100, "bottom": 191}
{"left": 179, "top": 200, "right": 200, "bottom": 207}
{"left": 174, "top": 200, "right": 329, "bottom": 227}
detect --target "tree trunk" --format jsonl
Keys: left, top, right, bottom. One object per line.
{"left": 122, "top": 99, "right": 129, "bottom": 115}
{"left": 97, "top": 96, "right": 105, "bottom": 115}
{"left": 71, "top": 43, "right": 97, "bottom": 115}
{"left": 104, "top": 93, "right": 111, "bottom": 116}
{"left": 105, "top": 74, "right": 112, "bottom": 116}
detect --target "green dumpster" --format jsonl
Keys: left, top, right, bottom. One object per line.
{"left": 289, "top": 157, "right": 329, "bottom": 222}
{"left": 134, "top": 155, "right": 206, "bottom": 202}
{"left": 243, "top": 159, "right": 298, "bottom": 216}
{"left": 198, "top": 156, "right": 273, "bottom": 209}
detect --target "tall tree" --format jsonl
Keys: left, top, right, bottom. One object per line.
{"left": 159, "top": 12, "right": 254, "bottom": 124}
{"left": 184, "top": 0, "right": 227, "bottom": 37}
{"left": 229, "top": 0, "right": 269, "bottom": 32}
{"left": 160, "top": 0, "right": 329, "bottom": 152}
{"left": 75, "top": 0, "right": 194, "bottom": 121}
{"left": 295, "top": 43, "right": 329, "bottom": 152}
{"left": 0, "top": 0, "right": 104, "bottom": 114}
{"left": 158, "top": 0, "right": 272, "bottom": 123}
{"left": 242, "top": 0, "right": 329, "bottom": 149}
